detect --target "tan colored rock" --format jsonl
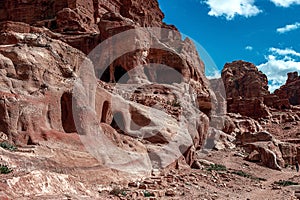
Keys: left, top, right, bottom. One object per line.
{"left": 243, "top": 142, "right": 283, "bottom": 170}
{"left": 209, "top": 78, "right": 227, "bottom": 115}
{"left": 0, "top": 32, "right": 86, "bottom": 145}
{"left": 224, "top": 113, "right": 263, "bottom": 135}
{"left": 236, "top": 131, "right": 274, "bottom": 146}
{"left": 278, "top": 142, "right": 297, "bottom": 165}
{"left": 0, "top": 131, "right": 8, "bottom": 142}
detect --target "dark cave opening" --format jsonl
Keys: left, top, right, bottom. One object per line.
{"left": 101, "top": 101, "right": 110, "bottom": 123}
{"left": 99, "top": 66, "right": 110, "bottom": 82}
{"left": 61, "top": 92, "right": 76, "bottom": 133}
{"left": 114, "top": 65, "right": 129, "bottom": 83}
{"left": 99, "top": 65, "right": 129, "bottom": 83}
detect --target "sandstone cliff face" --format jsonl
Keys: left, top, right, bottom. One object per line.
{"left": 275, "top": 72, "right": 300, "bottom": 106}
{"left": 222, "top": 60, "right": 271, "bottom": 119}
{"left": 0, "top": 0, "right": 165, "bottom": 55}
{"left": 0, "top": 0, "right": 217, "bottom": 184}
{"left": 0, "top": 0, "right": 164, "bottom": 29}
{"left": 0, "top": 31, "right": 85, "bottom": 145}
{"left": 0, "top": 1, "right": 221, "bottom": 198}
{"left": 221, "top": 60, "right": 291, "bottom": 119}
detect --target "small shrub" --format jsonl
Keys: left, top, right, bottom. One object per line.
{"left": 231, "top": 170, "right": 266, "bottom": 181}
{"left": 0, "top": 165, "right": 13, "bottom": 174}
{"left": 143, "top": 190, "right": 154, "bottom": 197}
{"left": 255, "top": 177, "right": 267, "bottom": 181}
{"left": 284, "top": 163, "right": 288, "bottom": 168}
{"left": 231, "top": 170, "right": 251, "bottom": 178}
{"left": 274, "top": 180, "right": 298, "bottom": 187}
{"left": 110, "top": 188, "right": 127, "bottom": 197}
{"left": 0, "top": 142, "right": 17, "bottom": 151}
{"left": 172, "top": 100, "right": 180, "bottom": 107}
{"left": 207, "top": 164, "right": 227, "bottom": 172}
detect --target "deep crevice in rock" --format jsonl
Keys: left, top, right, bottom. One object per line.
{"left": 61, "top": 92, "right": 76, "bottom": 133}
{"left": 101, "top": 101, "right": 110, "bottom": 123}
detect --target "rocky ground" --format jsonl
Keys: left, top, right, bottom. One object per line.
{"left": 2, "top": 140, "right": 300, "bottom": 199}
{"left": 88, "top": 148, "right": 300, "bottom": 200}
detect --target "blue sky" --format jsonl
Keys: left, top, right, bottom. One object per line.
{"left": 157, "top": 0, "right": 300, "bottom": 92}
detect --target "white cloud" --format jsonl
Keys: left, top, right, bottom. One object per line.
{"left": 270, "top": 47, "right": 300, "bottom": 57}
{"left": 257, "top": 47, "right": 300, "bottom": 92}
{"left": 245, "top": 46, "right": 253, "bottom": 51}
{"left": 205, "top": 0, "right": 261, "bottom": 20}
{"left": 206, "top": 70, "right": 221, "bottom": 79}
{"left": 277, "top": 22, "right": 300, "bottom": 34}
{"left": 270, "top": 0, "right": 300, "bottom": 7}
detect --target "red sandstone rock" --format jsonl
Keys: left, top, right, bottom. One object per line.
{"left": 243, "top": 142, "right": 283, "bottom": 170}
{"left": 222, "top": 60, "right": 292, "bottom": 119}
{"left": 275, "top": 72, "right": 300, "bottom": 106}
{"left": 235, "top": 131, "right": 274, "bottom": 146}
{"left": 0, "top": 0, "right": 164, "bottom": 55}
{"left": 223, "top": 113, "right": 263, "bottom": 135}
{"left": 221, "top": 60, "right": 271, "bottom": 119}
{"left": 0, "top": 0, "right": 214, "bottom": 175}
{"left": 0, "top": 32, "right": 86, "bottom": 145}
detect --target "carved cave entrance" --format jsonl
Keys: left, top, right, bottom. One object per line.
{"left": 101, "top": 101, "right": 110, "bottom": 123}
{"left": 100, "top": 65, "right": 129, "bottom": 83}
{"left": 61, "top": 92, "right": 76, "bottom": 133}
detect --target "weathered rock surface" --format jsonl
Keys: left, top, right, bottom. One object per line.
{"left": 222, "top": 60, "right": 270, "bottom": 119}
{"left": 243, "top": 142, "right": 284, "bottom": 170}
{"left": 275, "top": 72, "right": 300, "bottom": 106}
{"left": 0, "top": 0, "right": 217, "bottom": 193}
{"left": 223, "top": 113, "right": 263, "bottom": 135}
{"left": 209, "top": 78, "right": 227, "bottom": 115}
{"left": 221, "top": 60, "right": 291, "bottom": 119}
{"left": 235, "top": 129, "right": 300, "bottom": 169}
{"left": 0, "top": 0, "right": 166, "bottom": 55}
{"left": 236, "top": 131, "right": 274, "bottom": 146}
{"left": 0, "top": 32, "right": 85, "bottom": 145}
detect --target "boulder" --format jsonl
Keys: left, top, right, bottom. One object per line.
{"left": 223, "top": 113, "right": 263, "bottom": 135}
{"left": 278, "top": 142, "right": 297, "bottom": 165}
{"left": 236, "top": 131, "right": 274, "bottom": 146}
{"left": 243, "top": 142, "right": 284, "bottom": 170}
